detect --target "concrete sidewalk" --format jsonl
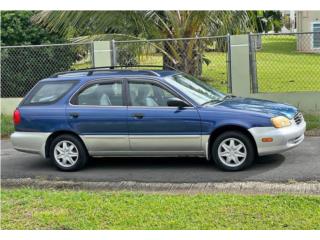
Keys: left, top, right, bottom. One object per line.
{"left": 2, "top": 178, "right": 320, "bottom": 195}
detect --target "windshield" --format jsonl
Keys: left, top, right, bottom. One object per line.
{"left": 164, "top": 74, "right": 225, "bottom": 105}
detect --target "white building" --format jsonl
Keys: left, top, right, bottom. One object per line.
{"left": 296, "top": 11, "right": 320, "bottom": 52}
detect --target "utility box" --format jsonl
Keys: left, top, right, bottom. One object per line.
{"left": 92, "top": 41, "right": 113, "bottom": 67}
{"left": 230, "top": 35, "right": 251, "bottom": 96}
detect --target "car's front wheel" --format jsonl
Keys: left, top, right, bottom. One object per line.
{"left": 49, "top": 134, "right": 88, "bottom": 171}
{"left": 211, "top": 131, "right": 255, "bottom": 171}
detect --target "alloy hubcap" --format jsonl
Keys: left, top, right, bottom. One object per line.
{"left": 54, "top": 140, "right": 79, "bottom": 167}
{"left": 218, "top": 138, "right": 247, "bottom": 167}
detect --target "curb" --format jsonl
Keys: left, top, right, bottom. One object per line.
{"left": 2, "top": 178, "right": 320, "bottom": 195}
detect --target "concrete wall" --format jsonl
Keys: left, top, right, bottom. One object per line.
{"left": 250, "top": 92, "right": 320, "bottom": 113}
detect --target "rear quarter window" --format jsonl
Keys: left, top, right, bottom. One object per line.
{"left": 22, "top": 81, "right": 77, "bottom": 105}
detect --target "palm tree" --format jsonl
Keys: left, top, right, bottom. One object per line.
{"left": 33, "top": 11, "right": 251, "bottom": 76}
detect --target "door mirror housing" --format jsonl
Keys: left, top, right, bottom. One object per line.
{"left": 167, "top": 97, "right": 189, "bottom": 108}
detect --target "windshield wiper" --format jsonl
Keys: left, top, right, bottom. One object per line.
{"left": 202, "top": 95, "right": 236, "bottom": 105}
{"left": 201, "top": 99, "right": 223, "bottom": 106}
{"left": 222, "top": 94, "right": 236, "bottom": 100}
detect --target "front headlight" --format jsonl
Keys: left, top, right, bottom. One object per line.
{"left": 271, "top": 116, "right": 291, "bottom": 128}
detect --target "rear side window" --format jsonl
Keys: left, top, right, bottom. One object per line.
{"left": 23, "top": 81, "right": 76, "bottom": 105}
{"left": 73, "top": 82, "right": 123, "bottom": 106}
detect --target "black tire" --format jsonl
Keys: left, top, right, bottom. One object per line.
{"left": 211, "top": 131, "right": 255, "bottom": 171}
{"left": 49, "top": 134, "right": 88, "bottom": 171}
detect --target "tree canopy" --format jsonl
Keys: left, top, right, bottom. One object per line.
{"left": 32, "top": 11, "right": 251, "bottom": 39}
{"left": 1, "top": 11, "right": 78, "bottom": 97}
{"left": 248, "top": 11, "right": 283, "bottom": 33}
{"left": 1, "top": 11, "right": 66, "bottom": 46}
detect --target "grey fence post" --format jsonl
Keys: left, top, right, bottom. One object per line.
{"left": 111, "top": 39, "right": 117, "bottom": 67}
{"left": 227, "top": 33, "right": 232, "bottom": 93}
{"left": 90, "top": 41, "right": 95, "bottom": 67}
{"left": 249, "top": 33, "right": 258, "bottom": 93}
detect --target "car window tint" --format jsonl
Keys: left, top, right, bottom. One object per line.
{"left": 129, "top": 82, "right": 177, "bottom": 107}
{"left": 76, "top": 82, "right": 123, "bottom": 106}
{"left": 28, "top": 82, "right": 74, "bottom": 104}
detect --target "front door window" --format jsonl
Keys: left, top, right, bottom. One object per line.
{"left": 128, "top": 82, "right": 181, "bottom": 107}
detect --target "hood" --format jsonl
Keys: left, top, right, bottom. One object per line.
{"left": 208, "top": 97, "right": 298, "bottom": 119}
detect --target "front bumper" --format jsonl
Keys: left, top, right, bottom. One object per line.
{"left": 10, "top": 132, "right": 51, "bottom": 158}
{"left": 248, "top": 120, "right": 306, "bottom": 156}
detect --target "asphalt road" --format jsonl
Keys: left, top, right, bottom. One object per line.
{"left": 1, "top": 137, "right": 320, "bottom": 183}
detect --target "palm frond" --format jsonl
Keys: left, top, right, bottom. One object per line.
{"left": 32, "top": 10, "right": 252, "bottom": 75}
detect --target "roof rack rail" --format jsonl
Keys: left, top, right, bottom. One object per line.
{"left": 50, "top": 65, "right": 171, "bottom": 78}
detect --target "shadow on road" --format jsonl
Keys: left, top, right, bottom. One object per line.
{"left": 86, "top": 154, "right": 285, "bottom": 172}
{"left": 22, "top": 154, "right": 285, "bottom": 172}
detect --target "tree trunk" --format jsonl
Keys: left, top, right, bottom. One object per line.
{"left": 162, "top": 40, "right": 203, "bottom": 77}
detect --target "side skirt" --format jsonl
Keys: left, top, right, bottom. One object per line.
{"left": 89, "top": 151, "right": 205, "bottom": 158}
{"left": 81, "top": 134, "right": 210, "bottom": 157}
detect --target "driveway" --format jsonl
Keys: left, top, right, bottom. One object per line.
{"left": 1, "top": 137, "right": 320, "bottom": 183}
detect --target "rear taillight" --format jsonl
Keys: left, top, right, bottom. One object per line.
{"left": 13, "top": 109, "right": 21, "bottom": 125}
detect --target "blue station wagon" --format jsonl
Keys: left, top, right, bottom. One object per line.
{"left": 11, "top": 69, "right": 306, "bottom": 171}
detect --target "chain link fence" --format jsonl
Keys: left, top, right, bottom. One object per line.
{"left": 1, "top": 42, "right": 93, "bottom": 97}
{"left": 2, "top": 33, "right": 319, "bottom": 98}
{"left": 114, "top": 36, "right": 231, "bottom": 93}
{"left": 249, "top": 32, "right": 320, "bottom": 93}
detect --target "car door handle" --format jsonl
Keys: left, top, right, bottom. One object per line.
{"left": 69, "top": 112, "right": 79, "bottom": 118}
{"left": 132, "top": 113, "right": 144, "bottom": 119}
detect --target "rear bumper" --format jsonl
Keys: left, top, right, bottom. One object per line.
{"left": 10, "top": 132, "right": 51, "bottom": 158}
{"left": 248, "top": 120, "right": 306, "bottom": 156}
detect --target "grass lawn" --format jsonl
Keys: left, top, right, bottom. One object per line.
{"left": 304, "top": 114, "right": 320, "bottom": 130}
{"left": 1, "top": 188, "right": 320, "bottom": 230}
{"left": 1, "top": 114, "right": 14, "bottom": 138}
{"left": 72, "top": 62, "right": 92, "bottom": 70}
{"left": 255, "top": 36, "right": 320, "bottom": 92}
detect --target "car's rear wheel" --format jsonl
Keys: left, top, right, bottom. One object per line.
{"left": 211, "top": 131, "right": 255, "bottom": 171}
{"left": 49, "top": 134, "right": 88, "bottom": 171}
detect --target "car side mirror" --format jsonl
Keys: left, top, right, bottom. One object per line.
{"left": 167, "top": 97, "right": 189, "bottom": 108}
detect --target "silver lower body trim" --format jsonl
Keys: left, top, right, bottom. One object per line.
{"left": 202, "top": 135, "right": 210, "bottom": 160}
{"left": 80, "top": 135, "right": 130, "bottom": 153}
{"left": 90, "top": 151, "right": 205, "bottom": 158}
{"left": 129, "top": 135, "right": 202, "bottom": 151}
{"left": 10, "top": 132, "right": 51, "bottom": 158}
{"left": 11, "top": 132, "right": 210, "bottom": 159}
{"left": 81, "top": 134, "right": 209, "bottom": 157}
{"left": 248, "top": 120, "right": 306, "bottom": 156}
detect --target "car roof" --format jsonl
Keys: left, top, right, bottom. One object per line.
{"left": 41, "top": 69, "right": 178, "bottom": 83}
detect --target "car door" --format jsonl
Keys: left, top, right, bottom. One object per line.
{"left": 127, "top": 79, "right": 202, "bottom": 155}
{"left": 66, "top": 79, "right": 129, "bottom": 155}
